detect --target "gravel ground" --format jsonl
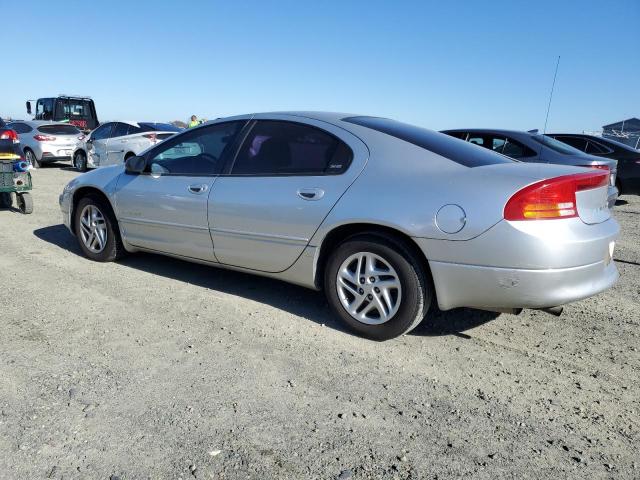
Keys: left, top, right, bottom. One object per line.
{"left": 0, "top": 164, "right": 638, "bottom": 480}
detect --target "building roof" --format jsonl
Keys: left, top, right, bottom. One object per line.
{"left": 602, "top": 117, "right": 640, "bottom": 130}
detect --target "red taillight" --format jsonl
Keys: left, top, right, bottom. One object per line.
{"left": 504, "top": 171, "right": 609, "bottom": 221}
{"left": 34, "top": 134, "right": 56, "bottom": 142}
{"left": 0, "top": 129, "right": 18, "bottom": 142}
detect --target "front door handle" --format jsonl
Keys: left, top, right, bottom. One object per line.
{"left": 188, "top": 184, "right": 208, "bottom": 194}
{"left": 297, "top": 188, "right": 325, "bottom": 201}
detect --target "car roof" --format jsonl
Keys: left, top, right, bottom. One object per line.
{"left": 440, "top": 128, "right": 538, "bottom": 136}
{"left": 8, "top": 120, "right": 79, "bottom": 127}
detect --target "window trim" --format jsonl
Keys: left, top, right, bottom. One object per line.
{"left": 223, "top": 119, "right": 354, "bottom": 177}
{"left": 136, "top": 120, "right": 250, "bottom": 177}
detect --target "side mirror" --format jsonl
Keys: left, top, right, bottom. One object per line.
{"left": 26, "top": 101, "right": 32, "bottom": 115}
{"left": 125, "top": 155, "right": 146, "bottom": 174}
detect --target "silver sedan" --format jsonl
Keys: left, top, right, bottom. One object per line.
{"left": 59, "top": 112, "right": 619, "bottom": 340}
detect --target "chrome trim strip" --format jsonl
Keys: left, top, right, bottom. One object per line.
{"left": 119, "top": 216, "right": 209, "bottom": 232}
{"left": 210, "top": 227, "right": 309, "bottom": 244}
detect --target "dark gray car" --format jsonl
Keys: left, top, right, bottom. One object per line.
{"left": 441, "top": 129, "right": 618, "bottom": 207}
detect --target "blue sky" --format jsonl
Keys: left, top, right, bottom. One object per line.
{"left": 4, "top": 0, "right": 639, "bottom": 132}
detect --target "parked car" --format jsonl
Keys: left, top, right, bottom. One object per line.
{"left": 60, "top": 113, "right": 619, "bottom": 340}
{"left": 72, "top": 121, "right": 181, "bottom": 171}
{"left": 7, "top": 120, "right": 83, "bottom": 168}
{"left": 441, "top": 129, "right": 619, "bottom": 207}
{"left": 0, "top": 117, "right": 20, "bottom": 152}
{"left": 547, "top": 133, "right": 640, "bottom": 195}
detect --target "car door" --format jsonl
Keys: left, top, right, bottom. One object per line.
{"left": 114, "top": 121, "right": 247, "bottom": 261}
{"left": 208, "top": 116, "right": 368, "bottom": 273}
{"left": 87, "top": 123, "right": 114, "bottom": 167}
{"left": 105, "top": 122, "right": 131, "bottom": 165}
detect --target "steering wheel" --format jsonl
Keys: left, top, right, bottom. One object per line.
{"left": 200, "top": 152, "right": 218, "bottom": 165}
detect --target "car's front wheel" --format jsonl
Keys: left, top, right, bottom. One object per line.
{"left": 324, "top": 234, "right": 431, "bottom": 340}
{"left": 74, "top": 151, "right": 87, "bottom": 172}
{"left": 74, "top": 195, "right": 126, "bottom": 262}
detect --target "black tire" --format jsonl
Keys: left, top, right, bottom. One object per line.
{"left": 25, "top": 149, "right": 40, "bottom": 168}
{"left": 615, "top": 178, "right": 623, "bottom": 196}
{"left": 74, "top": 194, "right": 126, "bottom": 262}
{"left": 74, "top": 151, "right": 87, "bottom": 172}
{"left": 324, "top": 233, "right": 431, "bottom": 341}
{"left": 16, "top": 193, "right": 33, "bottom": 214}
{"left": 0, "top": 192, "right": 12, "bottom": 208}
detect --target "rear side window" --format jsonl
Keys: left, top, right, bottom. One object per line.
{"left": 231, "top": 121, "right": 353, "bottom": 175}
{"left": 8, "top": 123, "right": 33, "bottom": 134}
{"left": 586, "top": 141, "right": 612, "bottom": 154}
{"left": 344, "top": 117, "right": 513, "bottom": 167}
{"left": 37, "top": 124, "right": 81, "bottom": 135}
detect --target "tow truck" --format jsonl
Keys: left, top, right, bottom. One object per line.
{"left": 26, "top": 95, "right": 99, "bottom": 132}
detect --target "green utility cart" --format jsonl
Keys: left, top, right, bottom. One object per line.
{"left": 0, "top": 152, "right": 33, "bottom": 214}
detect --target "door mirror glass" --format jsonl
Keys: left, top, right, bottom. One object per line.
{"left": 26, "top": 101, "right": 32, "bottom": 115}
{"left": 125, "top": 155, "right": 146, "bottom": 174}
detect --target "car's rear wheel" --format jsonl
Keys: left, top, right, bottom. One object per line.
{"left": 74, "top": 151, "right": 87, "bottom": 172}
{"left": 324, "top": 234, "right": 431, "bottom": 340}
{"left": 74, "top": 195, "right": 126, "bottom": 262}
{"left": 25, "top": 149, "right": 39, "bottom": 168}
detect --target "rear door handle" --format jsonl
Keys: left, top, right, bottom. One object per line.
{"left": 297, "top": 188, "right": 325, "bottom": 201}
{"left": 188, "top": 184, "right": 208, "bottom": 194}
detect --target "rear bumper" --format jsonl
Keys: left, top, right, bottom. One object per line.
{"left": 607, "top": 185, "right": 619, "bottom": 207}
{"left": 429, "top": 259, "right": 618, "bottom": 310}
{"left": 415, "top": 216, "right": 619, "bottom": 311}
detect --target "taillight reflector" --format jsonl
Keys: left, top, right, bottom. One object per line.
{"left": 34, "top": 134, "right": 56, "bottom": 142}
{"left": 0, "top": 129, "right": 18, "bottom": 142}
{"left": 504, "top": 171, "right": 608, "bottom": 221}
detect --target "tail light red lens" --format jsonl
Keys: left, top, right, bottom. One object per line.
{"left": 33, "top": 134, "right": 56, "bottom": 142}
{"left": 0, "top": 129, "right": 18, "bottom": 142}
{"left": 504, "top": 171, "right": 609, "bottom": 221}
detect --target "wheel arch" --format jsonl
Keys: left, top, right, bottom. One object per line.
{"left": 313, "top": 222, "right": 434, "bottom": 294}
{"left": 70, "top": 187, "right": 116, "bottom": 235}
{"left": 124, "top": 151, "right": 136, "bottom": 160}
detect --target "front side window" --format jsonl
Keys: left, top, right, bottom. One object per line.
{"left": 231, "top": 121, "right": 352, "bottom": 175}
{"left": 91, "top": 123, "right": 114, "bottom": 141}
{"left": 147, "top": 121, "right": 245, "bottom": 176}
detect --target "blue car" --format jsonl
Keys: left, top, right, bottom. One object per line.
{"left": 441, "top": 128, "right": 618, "bottom": 207}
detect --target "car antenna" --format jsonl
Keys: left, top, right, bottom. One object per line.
{"left": 542, "top": 56, "right": 561, "bottom": 135}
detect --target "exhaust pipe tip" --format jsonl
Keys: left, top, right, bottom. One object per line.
{"left": 536, "top": 306, "right": 563, "bottom": 317}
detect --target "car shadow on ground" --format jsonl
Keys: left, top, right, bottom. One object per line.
{"left": 33, "top": 223, "right": 500, "bottom": 338}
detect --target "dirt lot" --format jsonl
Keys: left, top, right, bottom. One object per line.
{"left": 0, "top": 164, "right": 638, "bottom": 480}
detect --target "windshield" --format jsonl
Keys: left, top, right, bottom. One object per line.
{"left": 139, "top": 122, "right": 182, "bottom": 132}
{"left": 533, "top": 135, "right": 585, "bottom": 155}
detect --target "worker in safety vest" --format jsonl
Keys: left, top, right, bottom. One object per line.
{"left": 188, "top": 115, "right": 199, "bottom": 128}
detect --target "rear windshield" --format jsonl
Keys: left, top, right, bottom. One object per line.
{"left": 37, "top": 124, "right": 81, "bottom": 135}
{"left": 532, "top": 135, "right": 584, "bottom": 155}
{"left": 343, "top": 116, "right": 514, "bottom": 167}
{"left": 138, "top": 122, "right": 182, "bottom": 132}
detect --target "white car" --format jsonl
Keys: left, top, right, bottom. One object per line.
{"left": 72, "top": 121, "right": 181, "bottom": 171}
{"left": 8, "top": 120, "right": 83, "bottom": 168}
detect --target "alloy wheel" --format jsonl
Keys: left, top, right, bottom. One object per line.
{"left": 79, "top": 204, "right": 108, "bottom": 253}
{"left": 336, "top": 251, "right": 402, "bottom": 325}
